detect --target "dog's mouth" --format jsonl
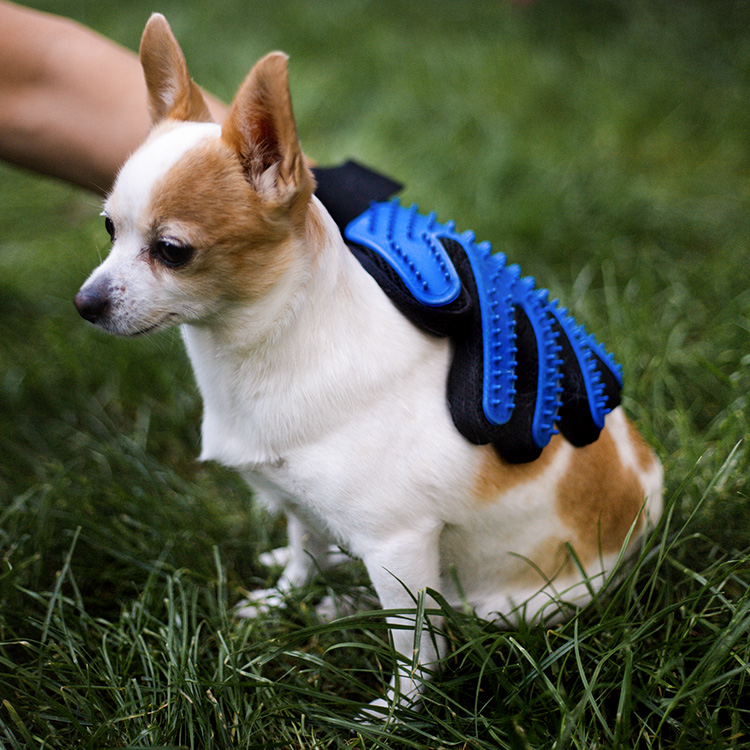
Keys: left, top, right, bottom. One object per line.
{"left": 129, "top": 320, "right": 166, "bottom": 336}
{"left": 123, "top": 313, "right": 181, "bottom": 337}
{"left": 100, "top": 313, "right": 178, "bottom": 338}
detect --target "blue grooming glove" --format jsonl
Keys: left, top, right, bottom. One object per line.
{"left": 312, "top": 164, "right": 622, "bottom": 463}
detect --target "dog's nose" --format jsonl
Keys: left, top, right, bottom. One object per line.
{"left": 74, "top": 288, "right": 110, "bottom": 323}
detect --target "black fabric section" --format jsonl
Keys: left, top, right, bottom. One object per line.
{"left": 339, "top": 187, "right": 617, "bottom": 463}
{"left": 312, "top": 161, "right": 403, "bottom": 233}
{"left": 443, "top": 239, "right": 489, "bottom": 444}
{"left": 552, "top": 318, "right": 601, "bottom": 448}
{"left": 489, "top": 305, "right": 543, "bottom": 463}
{"left": 347, "top": 243, "right": 472, "bottom": 337}
{"left": 441, "top": 238, "right": 542, "bottom": 463}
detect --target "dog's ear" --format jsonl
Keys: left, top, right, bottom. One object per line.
{"left": 139, "top": 13, "right": 213, "bottom": 125}
{"left": 221, "top": 52, "right": 313, "bottom": 208}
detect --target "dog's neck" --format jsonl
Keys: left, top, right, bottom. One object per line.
{"left": 183, "top": 197, "right": 433, "bottom": 467}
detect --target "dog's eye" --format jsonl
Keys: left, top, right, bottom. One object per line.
{"left": 152, "top": 239, "right": 193, "bottom": 268}
{"left": 104, "top": 216, "right": 115, "bottom": 242}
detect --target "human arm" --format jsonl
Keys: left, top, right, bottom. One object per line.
{"left": 0, "top": 1, "right": 227, "bottom": 194}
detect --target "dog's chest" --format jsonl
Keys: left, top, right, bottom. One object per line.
{"left": 236, "top": 438, "right": 407, "bottom": 547}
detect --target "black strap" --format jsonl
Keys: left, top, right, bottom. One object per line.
{"left": 312, "top": 161, "right": 403, "bottom": 231}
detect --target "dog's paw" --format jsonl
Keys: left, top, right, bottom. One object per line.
{"left": 257, "top": 546, "right": 293, "bottom": 568}
{"left": 234, "top": 588, "right": 287, "bottom": 618}
{"left": 356, "top": 690, "right": 421, "bottom": 724}
{"left": 356, "top": 696, "right": 393, "bottom": 724}
{"left": 257, "top": 545, "right": 353, "bottom": 571}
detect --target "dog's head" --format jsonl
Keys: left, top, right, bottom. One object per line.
{"left": 75, "top": 14, "right": 315, "bottom": 336}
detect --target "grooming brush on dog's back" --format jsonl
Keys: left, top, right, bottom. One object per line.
{"left": 345, "top": 198, "right": 622, "bottom": 462}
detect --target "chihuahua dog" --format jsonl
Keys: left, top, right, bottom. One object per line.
{"left": 75, "top": 14, "right": 663, "bottom": 711}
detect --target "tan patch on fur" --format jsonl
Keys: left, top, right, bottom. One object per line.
{"left": 512, "top": 537, "right": 577, "bottom": 589}
{"left": 473, "top": 434, "right": 565, "bottom": 503}
{"left": 146, "top": 138, "right": 301, "bottom": 304}
{"left": 556, "top": 427, "right": 646, "bottom": 559}
{"left": 304, "top": 199, "right": 331, "bottom": 256}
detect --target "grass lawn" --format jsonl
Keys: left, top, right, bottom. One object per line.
{"left": 1, "top": 0, "right": 749, "bottom": 747}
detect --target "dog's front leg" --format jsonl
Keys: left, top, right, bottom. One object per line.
{"left": 236, "top": 512, "right": 332, "bottom": 617}
{"left": 360, "top": 520, "right": 445, "bottom": 714}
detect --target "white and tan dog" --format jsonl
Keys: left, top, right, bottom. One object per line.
{"left": 75, "top": 14, "right": 663, "bottom": 710}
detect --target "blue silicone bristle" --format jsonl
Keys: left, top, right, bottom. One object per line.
{"left": 346, "top": 199, "right": 462, "bottom": 307}
{"left": 455, "top": 237, "right": 517, "bottom": 426}
{"left": 585, "top": 333, "right": 623, "bottom": 389}
{"left": 546, "top": 302, "right": 610, "bottom": 429}
{"left": 512, "top": 276, "right": 563, "bottom": 449}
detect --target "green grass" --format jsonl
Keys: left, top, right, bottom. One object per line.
{"left": 1, "top": 0, "right": 749, "bottom": 746}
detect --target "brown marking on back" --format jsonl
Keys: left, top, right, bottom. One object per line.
{"left": 510, "top": 536, "right": 577, "bottom": 589}
{"left": 556, "top": 426, "right": 646, "bottom": 559}
{"left": 473, "top": 434, "right": 565, "bottom": 503}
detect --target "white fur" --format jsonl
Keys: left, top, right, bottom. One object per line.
{"left": 77, "top": 120, "right": 663, "bottom": 712}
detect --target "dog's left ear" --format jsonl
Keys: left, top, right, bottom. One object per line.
{"left": 139, "top": 13, "right": 213, "bottom": 125}
{"left": 222, "top": 52, "right": 313, "bottom": 208}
